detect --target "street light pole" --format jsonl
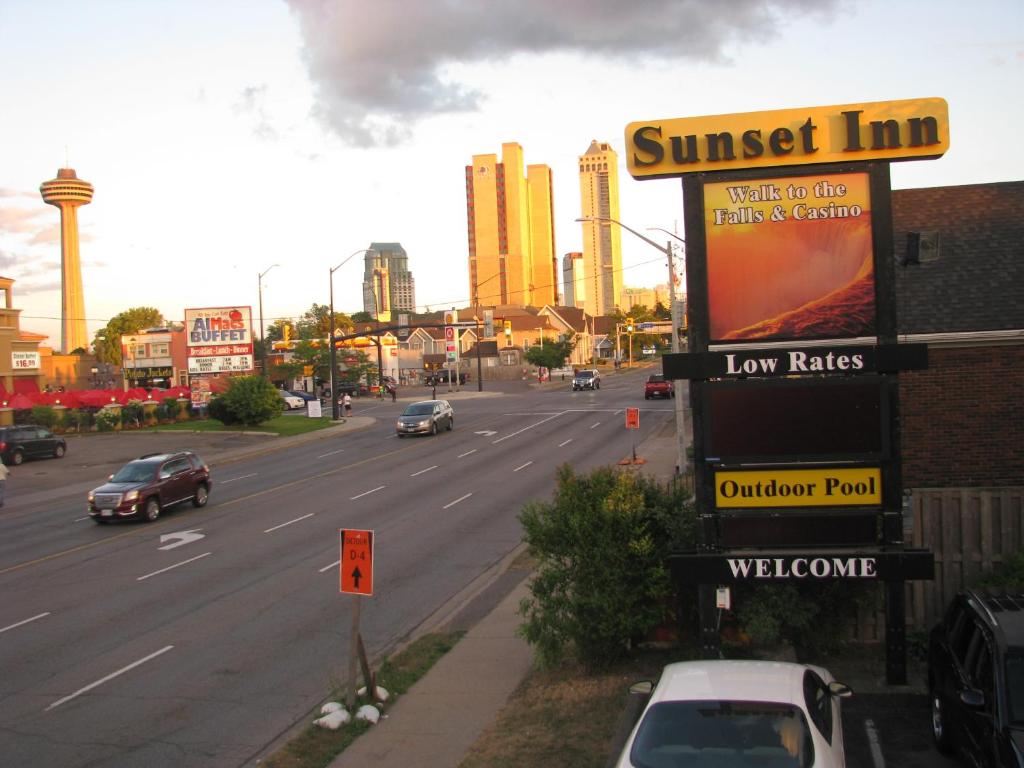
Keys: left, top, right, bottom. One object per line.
{"left": 330, "top": 249, "right": 374, "bottom": 419}
{"left": 576, "top": 216, "right": 688, "bottom": 476}
{"left": 258, "top": 264, "right": 279, "bottom": 378}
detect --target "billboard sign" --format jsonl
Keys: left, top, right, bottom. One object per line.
{"left": 185, "top": 306, "right": 254, "bottom": 375}
{"left": 11, "top": 351, "right": 40, "bottom": 370}
{"left": 187, "top": 355, "right": 254, "bottom": 374}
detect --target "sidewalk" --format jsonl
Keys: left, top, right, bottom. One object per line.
{"left": 325, "top": 420, "right": 681, "bottom": 768}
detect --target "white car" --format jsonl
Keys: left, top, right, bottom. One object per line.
{"left": 614, "top": 660, "right": 852, "bottom": 767}
{"left": 278, "top": 390, "right": 305, "bottom": 410}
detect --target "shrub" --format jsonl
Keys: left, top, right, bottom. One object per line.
{"left": 67, "top": 409, "right": 94, "bottom": 432}
{"left": 518, "top": 465, "right": 695, "bottom": 670}
{"left": 977, "top": 550, "right": 1024, "bottom": 589}
{"left": 95, "top": 408, "right": 120, "bottom": 432}
{"left": 211, "top": 375, "right": 282, "bottom": 427}
{"left": 13, "top": 408, "right": 31, "bottom": 424}
{"left": 29, "top": 405, "right": 58, "bottom": 429}
{"left": 121, "top": 401, "right": 143, "bottom": 429}
{"left": 206, "top": 396, "right": 237, "bottom": 425}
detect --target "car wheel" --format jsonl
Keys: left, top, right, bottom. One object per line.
{"left": 644, "top": 394, "right": 650, "bottom": 400}
{"left": 11, "top": 450, "right": 23, "bottom": 466}
{"left": 671, "top": 391, "right": 676, "bottom": 398}
{"left": 192, "top": 484, "right": 209, "bottom": 508}
{"left": 143, "top": 498, "right": 161, "bottom": 522}
{"left": 93, "top": 518, "right": 109, "bottom": 525}
{"left": 397, "top": 433, "right": 405, "bottom": 438}
{"left": 54, "top": 444, "right": 66, "bottom": 458}
{"left": 431, "top": 421, "right": 438, "bottom": 436}
{"left": 447, "top": 417, "right": 454, "bottom": 431}
{"left": 930, "top": 687, "right": 954, "bottom": 754}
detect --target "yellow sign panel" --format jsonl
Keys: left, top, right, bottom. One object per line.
{"left": 625, "top": 97, "right": 949, "bottom": 178}
{"left": 715, "top": 467, "right": 882, "bottom": 509}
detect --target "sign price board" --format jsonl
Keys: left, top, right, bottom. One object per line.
{"left": 625, "top": 407, "right": 640, "bottom": 430}
{"left": 339, "top": 529, "right": 374, "bottom": 596}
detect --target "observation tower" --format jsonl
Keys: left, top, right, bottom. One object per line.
{"left": 40, "top": 168, "right": 93, "bottom": 353}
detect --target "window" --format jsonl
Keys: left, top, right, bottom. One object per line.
{"left": 803, "top": 670, "right": 833, "bottom": 744}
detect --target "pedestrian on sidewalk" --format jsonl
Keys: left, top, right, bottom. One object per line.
{"left": 388, "top": 383, "right": 397, "bottom": 402}
{"left": 342, "top": 393, "right": 352, "bottom": 417}
{"left": 0, "top": 461, "right": 9, "bottom": 507}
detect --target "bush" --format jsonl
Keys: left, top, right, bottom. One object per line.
{"left": 518, "top": 465, "right": 695, "bottom": 670}
{"left": 206, "top": 396, "right": 237, "bottom": 425}
{"left": 30, "top": 405, "right": 58, "bottom": 429}
{"left": 121, "top": 401, "right": 143, "bottom": 429}
{"left": 13, "top": 408, "right": 31, "bottom": 424}
{"left": 210, "top": 375, "right": 282, "bottom": 427}
{"left": 67, "top": 408, "right": 94, "bottom": 432}
{"left": 977, "top": 550, "right": 1024, "bottom": 589}
{"left": 95, "top": 408, "right": 120, "bottom": 432}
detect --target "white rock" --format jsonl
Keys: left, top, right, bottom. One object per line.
{"left": 355, "top": 704, "right": 380, "bottom": 724}
{"left": 357, "top": 685, "right": 391, "bottom": 703}
{"left": 320, "top": 701, "right": 344, "bottom": 714}
{"left": 314, "top": 709, "right": 351, "bottom": 730}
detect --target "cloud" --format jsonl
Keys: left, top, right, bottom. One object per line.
{"left": 29, "top": 224, "right": 61, "bottom": 246}
{"left": 233, "top": 84, "right": 280, "bottom": 141}
{"left": 285, "top": 0, "right": 839, "bottom": 146}
{"left": 0, "top": 205, "right": 49, "bottom": 235}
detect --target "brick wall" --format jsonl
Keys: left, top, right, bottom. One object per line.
{"left": 900, "top": 344, "right": 1024, "bottom": 487}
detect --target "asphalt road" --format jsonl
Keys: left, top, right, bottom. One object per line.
{"left": 0, "top": 368, "right": 674, "bottom": 767}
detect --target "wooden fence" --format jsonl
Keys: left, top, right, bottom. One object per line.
{"left": 906, "top": 487, "right": 1024, "bottom": 631}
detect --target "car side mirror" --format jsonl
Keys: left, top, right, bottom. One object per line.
{"left": 960, "top": 687, "right": 986, "bottom": 709}
{"left": 828, "top": 681, "right": 853, "bottom": 698}
{"left": 629, "top": 680, "right": 654, "bottom": 696}
{"left": 108, "top": 474, "right": 114, "bottom": 481}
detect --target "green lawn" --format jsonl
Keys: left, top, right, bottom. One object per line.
{"left": 150, "top": 413, "right": 340, "bottom": 437}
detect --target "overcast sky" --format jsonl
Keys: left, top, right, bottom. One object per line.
{"left": 1, "top": 0, "right": 1020, "bottom": 345}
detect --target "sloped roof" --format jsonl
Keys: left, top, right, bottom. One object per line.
{"left": 540, "top": 305, "right": 590, "bottom": 332}
{"left": 893, "top": 181, "right": 1024, "bottom": 334}
{"left": 592, "top": 316, "right": 618, "bottom": 335}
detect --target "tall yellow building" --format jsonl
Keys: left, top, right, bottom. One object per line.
{"left": 466, "top": 143, "right": 557, "bottom": 307}
{"left": 578, "top": 140, "right": 622, "bottom": 316}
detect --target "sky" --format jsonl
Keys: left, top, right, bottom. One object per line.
{"left": 0, "top": 0, "right": 1021, "bottom": 348}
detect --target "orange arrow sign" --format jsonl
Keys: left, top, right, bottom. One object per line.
{"left": 340, "top": 529, "right": 374, "bottom": 596}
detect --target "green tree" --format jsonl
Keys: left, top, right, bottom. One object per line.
{"left": 93, "top": 307, "right": 165, "bottom": 365}
{"left": 338, "top": 349, "right": 374, "bottom": 385}
{"left": 524, "top": 338, "right": 575, "bottom": 370}
{"left": 212, "top": 375, "right": 283, "bottom": 426}
{"left": 295, "top": 303, "right": 353, "bottom": 340}
{"left": 519, "top": 466, "right": 695, "bottom": 669}
{"left": 350, "top": 311, "right": 374, "bottom": 323}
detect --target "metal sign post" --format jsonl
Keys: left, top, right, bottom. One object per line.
{"left": 340, "top": 529, "right": 376, "bottom": 708}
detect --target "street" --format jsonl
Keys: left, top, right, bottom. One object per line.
{"left": 0, "top": 369, "right": 672, "bottom": 767}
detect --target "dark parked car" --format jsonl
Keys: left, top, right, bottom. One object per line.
{"left": 928, "top": 588, "right": 1024, "bottom": 767}
{"left": 87, "top": 451, "right": 212, "bottom": 524}
{"left": 425, "top": 370, "right": 468, "bottom": 386}
{"left": 335, "top": 380, "right": 366, "bottom": 397}
{"left": 396, "top": 400, "right": 454, "bottom": 436}
{"left": 0, "top": 425, "right": 66, "bottom": 466}
{"left": 287, "top": 389, "right": 318, "bottom": 403}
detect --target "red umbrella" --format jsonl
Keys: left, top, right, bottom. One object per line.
{"left": 5, "top": 393, "right": 34, "bottom": 410}
{"left": 77, "top": 389, "right": 121, "bottom": 408}
{"left": 53, "top": 390, "right": 81, "bottom": 408}
{"left": 124, "top": 387, "right": 150, "bottom": 401}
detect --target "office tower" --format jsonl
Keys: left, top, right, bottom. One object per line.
{"left": 40, "top": 167, "right": 93, "bottom": 353}
{"left": 362, "top": 243, "right": 416, "bottom": 320}
{"left": 578, "top": 140, "right": 623, "bottom": 316}
{"left": 466, "top": 143, "right": 556, "bottom": 307}
{"left": 563, "top": 252, "right": 585, "bottom": 308}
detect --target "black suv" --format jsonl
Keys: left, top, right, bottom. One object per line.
{"left": 0, "top": 425, "right": 66, "bottom": 466}
{"left": 87, "top": 452, "right": 212, "bottom": 524}
{"left": 928, "top": 588, "right": 1024, "bottom": 766}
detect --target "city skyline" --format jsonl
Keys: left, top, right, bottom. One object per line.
{"left": 1, "top": 1, "right": 1021, "bottom": 347}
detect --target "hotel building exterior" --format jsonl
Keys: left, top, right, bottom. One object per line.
{"left": 465, "top": 143, "right": 557, "bottom": 308}
{"left": 578, "top": 140, "right": 623, "bottom": 317}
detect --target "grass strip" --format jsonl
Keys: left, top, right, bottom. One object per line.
{"left": 142, "top": 415, "right": 338, "bottom": 437}
{"left": 262, "top": 631, "right": 464, "bottom": 768}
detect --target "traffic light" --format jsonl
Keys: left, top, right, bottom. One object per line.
{"left": 503, "top": 320, "right": 512, "bottom": 336}
{"left": 444, "top": 310, "right": 458, "bottom": 325}
{"left": 283, "top": 323, "right": 291, "bottom": 343}
{"left": 626, "top": 317, "right": 635, "bottom": 333}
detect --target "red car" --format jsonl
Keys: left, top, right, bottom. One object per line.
{"left": 644, "top": 374, "right": 674, "bottom": 400}
{"left": 88, "top": 451, "right": 211, "bottom": 523}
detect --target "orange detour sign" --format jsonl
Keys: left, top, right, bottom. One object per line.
{"left": 340, "top": 529, "right": 374, "bottom": 596}
{"left": 625, "top": 407, "right": 641, "bottom": 429}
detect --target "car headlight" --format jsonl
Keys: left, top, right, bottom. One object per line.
{"left": 419, "top": 419, "right": 431, "bottom": 427}
{"left": 124, "top": 490, "right": 139, "bottom": 502}
{"left": 87, "top": 492, "right": 94, "bottom": 503}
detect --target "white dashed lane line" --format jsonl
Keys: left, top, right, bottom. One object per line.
{"left": 0, "top": 612, "right": 50, "bottom": 635}
{"left": 264, "top": 514, "right": 315, "bottom": 534}
{"left": 220, "top": 473, "right": 257, "bottom": 485}
{"left": 443, "top": 493, "right": 472, "bottom": 509}
{"left": 137, "top": 552, "right": 212, "bottom": 581}
{"left": 590, "top": 422, "right": 601, "bottom": 429}
{"left": 458, "top": 449, "right": 477, "bottom": 457}
{"left": 350, "top": 486, "right": 386, "bottom": 500}
{"left": 45, "top": 645, "right": 175, "bottom": 712}
{"left": 316, "top": 449, "right": 345, "bottom": 458}
{"left": 558, "top": 438, "right": 572, "bottom": 447}
{"left": 410, "top": 465, "right": 438, "bottom": 477}
{"left": 513, "top": 461, "right": 533, "bottom": 472}
{"left": 319, "top": 559, "right": 340, "bottom": 574}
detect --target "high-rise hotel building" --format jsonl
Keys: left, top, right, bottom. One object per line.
{"left": 466, "top": 143, "right": 557, "bottom": 307}
{"left": 578, "top": 140, "right": 623, "bottom": 317}
{"left": 362, "top": 242, "right": 416, "bottom": 322}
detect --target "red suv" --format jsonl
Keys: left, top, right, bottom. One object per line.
{"left": 644, "top": 374, "right": 674, "bottom": 400}
{"left": 88, "top": 452, "right": 212, "bottom": 524}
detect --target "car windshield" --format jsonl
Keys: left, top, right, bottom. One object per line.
{"left": 576, "top": 371, "right": 593, "bottom": 379}
{"left": 404, "top": 404, "right": 434, "bottom": 416}
{"left": 630, "top": 700, "right": 812, "bottom": 768}
{"left": 111, "top": 462, "right": 158, "bottom": 483}
{"left": 1007, "top": 654, "right": 1024, "bottom": 724}
{"left": 649, "top": 375, "right": 665, "bottom": 382}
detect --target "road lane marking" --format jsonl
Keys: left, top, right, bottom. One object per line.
{"left": 558, "top": 438, "right": 573, "bottom": 447}
{"left": 350, "top": 485, "right": 386, "bottom": 500}
{"left": 458, "top": 449, "right": 477, "bottom": 458}
{"left": 513, "top": 461, "right": 533, "bottom": 472}
{"left": 492, "top": 412, "right": 563, "bottom": 444}
{"left": 0, "top": 612, "right": 51, "bottom": 635}
{"left": 319, "top": 559, "right": 340, "bottom": 573}
{"left": 614, "top": 409, "right": 623, "bottom": 415}
{"left": 443, "top": 493, "right": 472, "bottom": 509}
{"left": 220, "top": 473, "right": 257, "bottom": 485}
{"left": 137, "top": 552, "right": 212, "bottom": 581}
{"left": 590, "top": 422, "right": 601, "bottom": 429}
{"left": 410, "top": 465, "right": 438, "bottom": 477}
{"left": 74, "top": 516, "right": 90, "bottom": 522}
{"left": 45, "top": 645, "right": 175, "bottom": 711}
{"left": 264, "top": 513, "right": 315, "bottom": 533}
{"left": 317, "top": 449, "right": 345, "bottom": 458}
{"left": 865, "top": 719, "right": 885, "bottom": 767}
